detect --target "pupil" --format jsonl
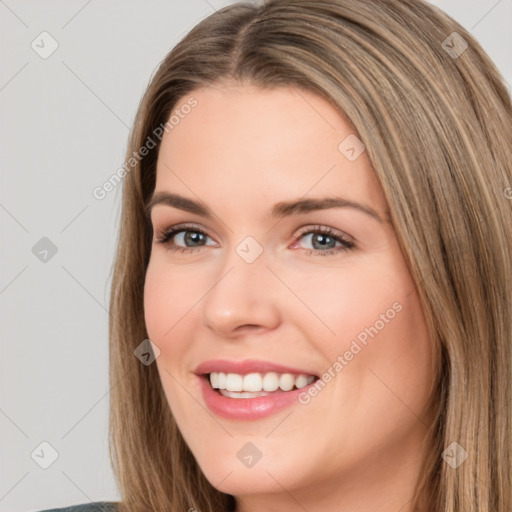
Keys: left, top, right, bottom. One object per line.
{"left": 313, "top": 233, "right": 334, "bottom": 250}
{"left": 185, "top": 232, "right": 204, "bottom": 246}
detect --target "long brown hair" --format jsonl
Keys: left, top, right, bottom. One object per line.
{"left": 108, "top": 1, "right": 512, "bottom": 510}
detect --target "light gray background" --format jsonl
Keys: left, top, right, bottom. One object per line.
{"left": 1, "top": 1, "right": 510, "bottom": 511}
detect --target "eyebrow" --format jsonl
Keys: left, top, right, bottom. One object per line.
{"left": 145, "top": 192, "right": 385, "bottom": 223}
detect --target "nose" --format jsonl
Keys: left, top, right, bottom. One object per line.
{"left": 200, "top": 243, "right": 281, "bottom": 338}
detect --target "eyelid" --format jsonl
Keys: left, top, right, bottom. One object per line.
{"left": 294, "top": 224, "right": 355, "bottom": 243}
{"left": 154, "top": 222, "right": 352, "bottom": 243}
{"left": 154, "top": 222, "right": 213, "bottom": 243}
{"left": 154, "top": 221, "right": 356, "bottom": 257}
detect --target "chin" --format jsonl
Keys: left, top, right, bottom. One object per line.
{"left": 201, "top": 460, "right": 302, "bottom": 497}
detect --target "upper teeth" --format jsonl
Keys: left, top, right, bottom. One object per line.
{"left": 209, "top": 372, "right": 315, "bottom": 392}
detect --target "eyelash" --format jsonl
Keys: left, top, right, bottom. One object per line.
{"left": 154, "top": 223, "right": 355, "bottom": 257}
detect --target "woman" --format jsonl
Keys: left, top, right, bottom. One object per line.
{"left": 41, "top": 0, "right": 512, "bottom": 510}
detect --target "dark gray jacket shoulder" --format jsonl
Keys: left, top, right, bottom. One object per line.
{"left": 37, "top": 501, "right": 119, "bottom": 512}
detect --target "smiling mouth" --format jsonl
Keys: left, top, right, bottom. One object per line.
{"left": 205, "top": 371, "right": 318, "bottom": 399}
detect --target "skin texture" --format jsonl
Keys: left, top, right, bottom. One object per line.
{"left": 144, "top": 83, "right": 435, "bottom": 512}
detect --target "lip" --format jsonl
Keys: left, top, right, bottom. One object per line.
{"left": 194, "top": 358, "right": 319, "bottom": 377}
{"left": 194, "top": 359, "right": 319, "bottom": 420}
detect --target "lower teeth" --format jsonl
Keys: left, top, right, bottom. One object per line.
{"left": 218, "top": 389, "right": 287, "bottom": 399}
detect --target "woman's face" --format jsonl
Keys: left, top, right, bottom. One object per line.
{"left": 144, "top": 83, "right": 434, "bottom": 509}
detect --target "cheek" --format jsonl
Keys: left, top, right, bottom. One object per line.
{"left": 143, "top": 260, "right": 195, "bottom": 339}
{"left": 303, "top": 251, "right": 432, "bottom": 393}
{"left": 143, "top": 263, "right": 195, "bottom": 408}
{"left": 290, "top": 258, "right": 408, "bottom": 346}
{"left": 143, "top": 264, "right": 166, "bottom": 339}
{"left": 338, "top": 286, "right": 433, "bottom": 423}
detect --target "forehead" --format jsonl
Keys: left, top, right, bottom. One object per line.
{"left": 160, "top": 83, "right": 352, "bottom": 160}
{"left": 154, "top": 84, "right": 385, "bottom": 217}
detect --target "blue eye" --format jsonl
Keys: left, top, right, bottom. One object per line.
{"left": 294, "top": 225, "right": 355, "bottom": 256}
{"left": 155, "top": 224, "right": 214, "bottom": 254}
{"left": 155, "top": 223, "right": 355, "bottom": 256}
